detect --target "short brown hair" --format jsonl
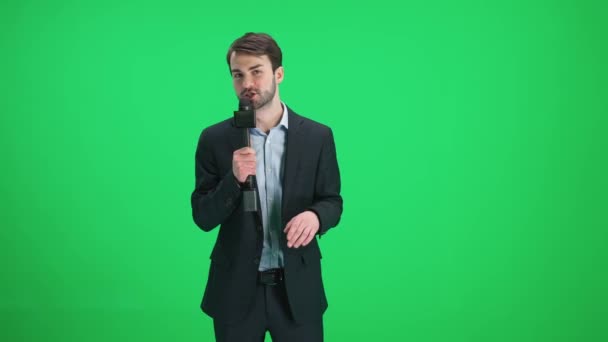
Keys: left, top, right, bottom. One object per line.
{"left": 226, "top": 32, "right": 283, "bottom": 72}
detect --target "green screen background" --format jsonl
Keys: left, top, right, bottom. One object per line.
{"left": 1, "top": 0, "right": 606, "bottom": 341}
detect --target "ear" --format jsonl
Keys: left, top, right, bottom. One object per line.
{"left": 275, "top": 66, "right": 284, "bottom": 84}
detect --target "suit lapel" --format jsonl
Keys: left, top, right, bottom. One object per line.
{"left": 282, "top": 109, "right": 304, "bottom": 218}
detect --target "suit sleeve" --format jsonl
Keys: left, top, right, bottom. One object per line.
{"left": 307, "top": 127, "right": 343, "bottom": 236}
{"left": 191, "top": 128, "right": 242, "bottom": 231}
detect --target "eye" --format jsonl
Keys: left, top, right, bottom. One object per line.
{"left": 233, "top": 73, "right": 242, "bottom": 79}
{"left": 252, "top": 69, "right": 261, "bottom": 76}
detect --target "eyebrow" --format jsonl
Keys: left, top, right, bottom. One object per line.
{"left": 231, "top": 64, "right": 263, "bottom": 73}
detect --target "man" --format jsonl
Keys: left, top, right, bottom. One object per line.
{"left": 191, "top": 32, "right": 343, "bottom": 342}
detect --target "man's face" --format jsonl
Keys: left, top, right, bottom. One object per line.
{"left": 229, "top": 52, "right": 283, "bottom": 110}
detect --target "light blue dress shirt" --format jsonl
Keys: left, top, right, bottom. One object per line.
{"left": 250, "top": 103, "right": 288, "bottom": 271}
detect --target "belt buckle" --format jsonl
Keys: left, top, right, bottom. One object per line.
{"left": 260, "top": 269, "right": 282, "bottom": 285}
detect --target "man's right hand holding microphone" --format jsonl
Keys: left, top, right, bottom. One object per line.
{"left": 232, "top": 147, "right": 256, "bottom": 184}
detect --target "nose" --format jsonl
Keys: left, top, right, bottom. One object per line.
{"left": 241, "top": 75, "right": 254, "bottom": 90}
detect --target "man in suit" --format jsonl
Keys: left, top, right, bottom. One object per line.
{"left": 191, "top": 32, "right": 343, "bottom": 341}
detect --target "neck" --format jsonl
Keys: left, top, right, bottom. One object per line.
{"left": 256, "top": 97, "right": 283, "bottom": 134}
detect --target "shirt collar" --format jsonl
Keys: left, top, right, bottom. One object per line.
{"left": 278, "top": 102, "right": 289, "bottom": 130}
{"left": 250, "top": 102, "right": 289, "bottom": 135}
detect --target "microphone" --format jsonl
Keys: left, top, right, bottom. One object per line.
{"left": 239, "top": 97, "right": 253, "bottom": 111}
{"left": 233, "top": 97, "right": 258, "bottom": 212}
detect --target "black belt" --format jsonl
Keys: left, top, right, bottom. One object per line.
{"left": 258, "top": 268, "right": 284, "bottom": 285}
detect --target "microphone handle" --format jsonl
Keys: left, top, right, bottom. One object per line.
{"left": 242, "top": 128, "right": 256, "bottom": 189}
{"left": 242, "top": 126, "right": 250, "bottom": 148}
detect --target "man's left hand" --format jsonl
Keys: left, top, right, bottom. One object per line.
{"left": 284, "top": 211, "right": 319, "bottom": 248}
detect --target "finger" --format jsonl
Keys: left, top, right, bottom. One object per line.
{"left": 287, "top": 229, "right": 303, "bottom": 248}
{"left": 285, "top": 216, "right": 298, "bottom": 235}
{"left": 233, "top": 148, "right": 254, "bottom": 157}
{"left": 301, "top": 231, "right": 316, "bottom": 247}
{"left": 283, "top": 219, "right": 293, "bottom": 233}
{"left": 286, "top": 218, "right": 302, "bottom": 241}
{"left": 240, "top": 151, "right": 256, "bottom": 159}
{"left": 235, "top": 156, "right": 256, "bottom": 164}
{"left": 233, "top": 147, "right": 247, "bottom": 156}
{"left": 293, "top": 226, "right": 311, "bottom": 248}
{"left": 235, "top": 166, "right": 256, "bottom": 181}
{"left": 238, "top": 161, "right": 256, "bottom": 168}
{"left": 236, "top": 161, "right": 255, "bottom": 171}
{"left": 241, "top": 147, "right": 255, "bottom": 155}
{"left": 287, "top": 221, "right": 304, "bottom": 247}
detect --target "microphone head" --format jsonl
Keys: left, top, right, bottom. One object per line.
{"left": 238, "top": 97, "right": 253, "bottom": 111}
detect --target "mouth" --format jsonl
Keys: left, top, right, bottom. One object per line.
{"left": 242, "top": 91, "right": 257, "bottom": 99}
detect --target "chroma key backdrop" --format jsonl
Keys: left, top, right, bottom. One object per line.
{"left": 1, "top": 0, "right": 606, "bottom": 341}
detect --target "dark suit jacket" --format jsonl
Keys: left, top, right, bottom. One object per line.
{"left": 191, "top": 106, "right": 343, "bottom": 324}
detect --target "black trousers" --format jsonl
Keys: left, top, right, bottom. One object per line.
{"left": 213, "top": 280, "right": 323, "bottom": 342}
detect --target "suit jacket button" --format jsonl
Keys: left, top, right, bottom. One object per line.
{"left": 225, "top": 198, "right": 233, "bottom": 207}
{"left": 253, "top": 258, "right": 260, "bottom": 265}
